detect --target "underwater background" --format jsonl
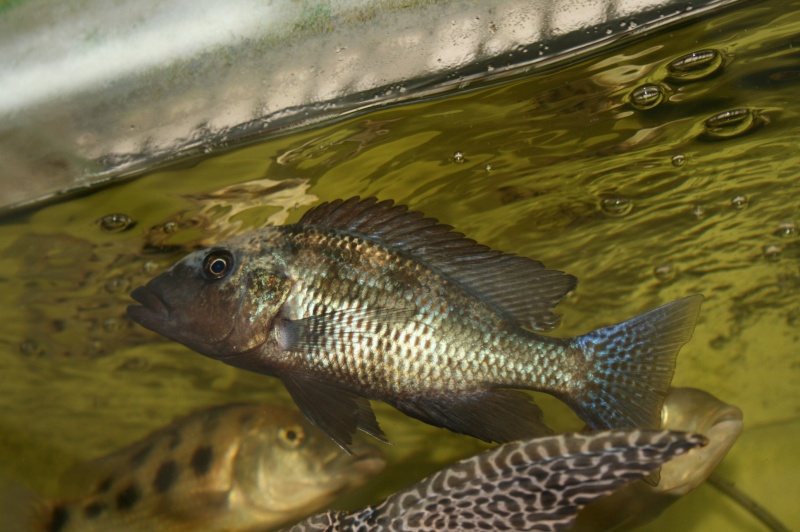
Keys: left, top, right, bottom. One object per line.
{"left": 0, "top": 0, "right": 797, "bottom": 529}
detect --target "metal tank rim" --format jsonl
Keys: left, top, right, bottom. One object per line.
{"left": 0, "top": 0, "right": 744, "bottom": 214}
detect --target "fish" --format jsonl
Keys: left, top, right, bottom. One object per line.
{"left": 1, "top": 403, "right": 384, "bottom": 532}
{"left": 128, "top": 196, "right": 703, "bottom": 452}
{"left": 573, "top": 387, "right": 744, "bottom": 531}
{"left": 284, "top": 429, "right": 708, "bottom": 532}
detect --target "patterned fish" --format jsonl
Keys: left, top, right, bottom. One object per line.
{"left": 3, "top": 403, "right": 384, "bottom": 532}
{"left": 128, "top": 197, "right": 703, "bottom": 451}
{"left": 574, "top": 387, "right": 744, "bottom": 531}
{"left": 285, "top": 429, "right": 707, "bottom": 532}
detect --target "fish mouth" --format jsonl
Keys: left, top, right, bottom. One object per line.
{"left": 127, "top": 285, "right": 171, "bottom": 331}
{"left": 127, "top": 284, "right": 245, "bottom": 358}
{"left": 345, "top": 443, "right": 386, "bottom": 478}
{"left": 317, "top": 443, "right": 385, "bottom": 495}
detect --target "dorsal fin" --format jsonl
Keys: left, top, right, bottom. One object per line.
{"left": 297, "top": 197, "right": 576, "bottom": 331}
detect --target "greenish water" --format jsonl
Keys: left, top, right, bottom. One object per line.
{"left": 1, "top": 1, "right": 798, "bottom": 530}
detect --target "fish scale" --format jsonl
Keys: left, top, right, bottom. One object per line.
{"left": 128, "top": 196, "right": 703, "bottom": 452}
{"left": 285, "top": 227, "right": 542, "bottom": 393}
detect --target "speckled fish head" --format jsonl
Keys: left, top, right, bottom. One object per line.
{"left": 128, "top": 229, "right": 292, "bottom": 359}
{"left": 234, "top": 407, "right": 386, "bottom": 515}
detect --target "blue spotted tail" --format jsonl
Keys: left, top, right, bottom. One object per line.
{"left": 568, "top": 295, "right": 703, "bottom": 430}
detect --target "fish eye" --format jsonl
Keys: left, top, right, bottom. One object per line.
{"left": 278, "top": 425, "right": 306, "bottom": 449}
{"left": 202, "top": 250, "right": 235, "bottom": 280}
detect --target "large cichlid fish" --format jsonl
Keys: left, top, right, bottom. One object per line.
{"left": 284, "top": 429, "right": 708, "bottom": 532}
{"left": 128, "top": 197, "right": 703, "bottom": 451}
{"left": 1, "top": 403, "right": 384, "bottom": 532}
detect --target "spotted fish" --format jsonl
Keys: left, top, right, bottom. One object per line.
{"left": 285, "top": 429, "right": 707, "bottom": 531}
{"left": 574, "top": 387, "right": 744, "bottom": 531}
{"left": 128, "top": 197, "right": 703, "bottom": 452}
{"left": 3, "top": 403, "right": 384, "bottom": 532}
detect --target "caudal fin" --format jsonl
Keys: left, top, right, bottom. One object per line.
{"left": 569, "top": 295, "right": 703, "bottom": 430}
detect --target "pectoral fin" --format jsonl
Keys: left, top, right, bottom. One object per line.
{"left": 392, "top": 389, "right": 552, "bottom": 443}
{"left": 280, "top": 372, "right": 387, "bottom": 453}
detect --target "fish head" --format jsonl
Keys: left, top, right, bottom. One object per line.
{"left": 128, "top": 230, "right": 293, "bottom": 360}
{"left": 656, "top": 387, "right": 744, "bottom": 496}
{"left": 232, "top": 408, "right": 385, "bottom": 519}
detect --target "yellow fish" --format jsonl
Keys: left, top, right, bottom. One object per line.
{"left": 3, "top": 403, "right": 384, "bottom": 531}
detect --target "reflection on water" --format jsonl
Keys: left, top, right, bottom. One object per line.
{"left": 0, "top": 1, "right": 797, "bottom": 529}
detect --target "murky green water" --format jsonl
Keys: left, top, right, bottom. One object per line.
{"left": 1, "top": 1, "right": 798, "bottom": 530}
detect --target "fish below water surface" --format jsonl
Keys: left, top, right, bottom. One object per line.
{"left": 285, "top": 429, "right": 707, "bottom": 531}
{"left": 574, "top": 387, "right": 744, "bottom": 531}
{"left": 128, "top": 197, "right": 703, "bottom": 451}
{"left": 1, "top": 403, "right": 384, "bottom": 532}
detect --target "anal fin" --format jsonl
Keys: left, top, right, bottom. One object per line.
{"left": 280, "top": 373, "right": 387, "bottom": 454}
{"left": 391, "top": 389, "right": 552, "bottom": 444}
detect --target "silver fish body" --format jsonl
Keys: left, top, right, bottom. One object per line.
{"left": 129, "top": 197, "right": 703, "bottom": 450}
{"left": 5, "top": 403, "right": 384, "bottom": 532}
{"left": 284, "top": 429, "right": 708, "bottom": 532}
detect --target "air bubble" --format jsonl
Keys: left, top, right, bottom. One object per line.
{"left": 654, "top": 265, "right": 676, "bottom": 282}
{"left": 452, "top": 151, "right": 465, "bottom": 164}
{"left": 667, "top": 49, "right": 724, "bottom": 82}
{"left": 629, "top": 84, "right": 665, "bottom": 110}
{"left": 85, "top": 340, "right": 105, "bottom": 358}
{"left": 142, "top": 261, "right": 159, "bottom": 274}
{"left": 105, "top": 276, "right": 131, "bottom": 294}
{"left": 97, "top": 213, "right": 134, "bottom": 233}
{"left": 103, "top": 318, "right": 121, "bottom": 333}
{"left": 118, "top": 357, "right": 150, "bottom": 371}
{"left": 763, "top": 244, "right": 782, "bottom": 261}
{"left": 703, "top": 108, "right": 761, "bottom": 140}
{"left": 692, "top": 205, "right": 707, "bottom": 219}
{"left": 600, "top": 196, "right": 633, "bottom": 217}
{"left": 162, "top": 221, "right": 179, "bottom": 233}
{"left": 671, "top": 154, "right": 686, "bottom": 167}
{"left": 20, "top": 339, "right": 44, "bottom": 357}
{"left": 730, "top": 195, "right": 749, "bottom": 210}
{"left": 774, "top": 223, "right": 796, "bottom": 238}
{"left": 484, "top": 164, "right": 492, "bottom": 172}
